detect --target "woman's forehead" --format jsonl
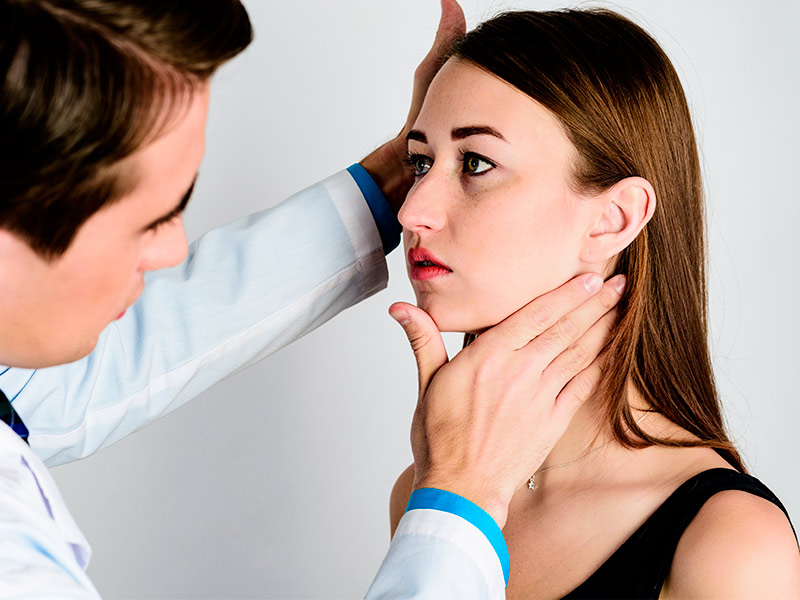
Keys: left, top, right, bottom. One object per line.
{"left": 416, "top": 59, "right": 566, "bottom": 142}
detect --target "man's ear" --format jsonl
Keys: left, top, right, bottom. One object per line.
{"left": 579, "top": 176, "right": 656, "bottom": 263}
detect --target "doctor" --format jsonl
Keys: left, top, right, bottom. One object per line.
{"left": 0, "top": 1, "right": 620, "bottom": 597}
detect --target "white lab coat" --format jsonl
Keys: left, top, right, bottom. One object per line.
{"left": 0, "top": 169, "right": 505, "bottom": 598}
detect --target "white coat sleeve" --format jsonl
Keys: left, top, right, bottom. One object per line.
{"left": 2, "top": 169, "right": 388, "bottom": 466}
{"left": 366, "top": 489, "right": 509, "bottom": 599}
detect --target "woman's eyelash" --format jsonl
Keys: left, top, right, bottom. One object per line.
{"left": 402, "top": 150, "right": 497, "bottom": 177}
{"left": 403, "top": 151, "right": 432, "bottom": 176}
{"left": 402, "top": 150, "right": 425, "bottom": 166}
{"left": 458, "top": 150, "right": 496, "bottom": 175}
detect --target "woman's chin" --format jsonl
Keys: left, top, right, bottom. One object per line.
{"left": 418, "top": 292, "right": 551, "bottom": 335}
{"left": 415, "top": 292, "right": 519, "bottom": 333}
{"left": 421, "top": 306, "right": 501, "bottom": 335}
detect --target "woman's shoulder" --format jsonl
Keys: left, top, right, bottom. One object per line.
{"left": 663, "top": 469, "right": 800, "bottom": 598}
{"left": 389, "top": 463, "right": 415, "bottom": 538}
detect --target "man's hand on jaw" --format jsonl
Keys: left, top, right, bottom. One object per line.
{"left": 390, "top": 272, "right": 626, "bottom": 528}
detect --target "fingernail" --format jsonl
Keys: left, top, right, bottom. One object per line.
{"left": 390, "top": 309, "right": 411, "bottom": 326}
{"left": 614, "top": 275, "right": 627, "bottom": 294}
{"left": 584, "top": 273, "right": 602, "bottom": 294}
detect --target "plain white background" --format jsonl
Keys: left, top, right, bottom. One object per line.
{"left": 50, "top": 1, "right": 799, "bottom": 598}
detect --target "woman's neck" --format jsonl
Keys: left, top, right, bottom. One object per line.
{"left": 536, "top": 380, "right": 650, "bottom": 474}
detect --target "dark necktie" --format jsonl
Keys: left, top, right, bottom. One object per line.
{"left": 0, "top": 388, "right": 29, "bottom": 445}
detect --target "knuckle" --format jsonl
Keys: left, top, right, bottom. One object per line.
{"left": 573, "top": 370, "right": 596, "bottom": 400}
{"left": 559, "top": 346, "right": 589, "bottom": 376}
{"left": 533, "top": 330, "right": 560, "bottom": 359}
{"left": 599, "top": 286, "right": 620, "bottom": 310}
{"left": 555, "top": 346, "right": 589, "bottom": 381}
{"left": 555, "top": 317, "right": 579, "bottom": 342}
{"left": 529, "top": 304, "right": 553, "bottom": 331}
{"left": 569, "top": 344, "right": 590, "bottom": 367}
{"left": 409, "top": 335, "right": 427, "bottom": 353}
{"left": 474, "top": 356, "right": 498, "bottom": 384}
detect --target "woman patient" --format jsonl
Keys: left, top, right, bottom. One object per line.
{"left": 389, "top": 9, "right": 800, "bottom": 599}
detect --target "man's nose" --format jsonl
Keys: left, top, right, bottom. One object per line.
{"left": 138, "top": 217, "right": 189, "bottom": 272}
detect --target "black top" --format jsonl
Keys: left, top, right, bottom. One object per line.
{"left": 564, "top": 468, "right": 796, "bottom": 599}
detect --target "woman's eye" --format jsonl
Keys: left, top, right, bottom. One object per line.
{"left": 414, "top": 156, "right": 432, "bottom": 176}
{"left": 462, "top": 153, "right": 494, "bottom": 175}
{"left": 404, "top": 152, "right": 433, "bottom": 177}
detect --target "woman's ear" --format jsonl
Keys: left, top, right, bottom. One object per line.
{"left": 579, "top": 177, "right": 656, "bottom": 264}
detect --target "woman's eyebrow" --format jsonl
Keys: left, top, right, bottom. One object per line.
{"left": 451, "top": 125, "right": 507, "bottom": 141}
{"left": 406, "top": 130, "right": 427, "bottom": 143}
{"left": 405, "top": 126, "right": 508, "bottom": 144}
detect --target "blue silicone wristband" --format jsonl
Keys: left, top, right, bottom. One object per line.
{"left": 406, "top": 487, "right": 510, "bottom": 586}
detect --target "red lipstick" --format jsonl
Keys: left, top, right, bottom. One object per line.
{"left": 408, "top": 248, "right": 453, "bottom": 281}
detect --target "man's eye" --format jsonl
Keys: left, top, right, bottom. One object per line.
{"left": 462, "top": 153, "right": 494, "bottom": 175}
{"left": 147, "top": 212, "right": 179, "bottom": 232}
{"left": 403, "top": 152, "right": 433, "bottom": 177}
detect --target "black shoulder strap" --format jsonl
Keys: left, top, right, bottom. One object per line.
{"left": 565, "top": 468, "right": 795, "bottom": 599}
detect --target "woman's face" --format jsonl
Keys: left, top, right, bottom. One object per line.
{"left": 400, "top": 59, "right": 593, "bottom": 333}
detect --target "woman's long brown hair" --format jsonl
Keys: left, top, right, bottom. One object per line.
{"left": 453, "top": 9, "right": 744, "bottom": 471}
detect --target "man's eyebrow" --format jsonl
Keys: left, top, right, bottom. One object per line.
{"left": 145, "top": 176, "right": 197, "bottom": 230}
{"left": 451, "top": 126, "right": 507, "bottom": 142}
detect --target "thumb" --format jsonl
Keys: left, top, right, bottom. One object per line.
{"left": 389, "top": 302, "right": 449, "bottom": 394}
{"left": 435, "top": 0, "right": 467, "bottom": 51}
{"left": 404, "top": 0, "right": 466, "bottom": 130}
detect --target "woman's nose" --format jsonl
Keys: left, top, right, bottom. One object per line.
{"left": 138, "top": 217, "right": 189, "bottom": 272}
{"left": 398, "top": 175, "right": 448, "bottom": 234}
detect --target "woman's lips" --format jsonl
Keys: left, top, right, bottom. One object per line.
{"left": 408, "top": 247, "right": 453, "bottom": 281}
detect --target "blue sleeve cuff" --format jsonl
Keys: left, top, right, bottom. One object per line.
{"left": 405, "top": 487, "right": 510, "bottom": 586}
{"left": 346, "top": 163, "right": 401, "bottom": 254}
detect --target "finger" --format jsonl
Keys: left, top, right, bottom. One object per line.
{"left": 404, "top": 0, "right": 467, "bottom": 128}
{"left": 389, "top": 302, "right": 449, "bottom": 394}
{"left": 540, "top": 307, "right": 618, "bottom": 401}
{"left": 436, "top": 0, "right": 467, "bottom": 50}
{"left": 423, "top": 0, "right": 466, "bottom": 68}
{"left": 479, "top": 272, "right": 606, "bottom": 351}
{"left": 552, "top": 357, "right": 605, "bottom": 424}
{"left": 521, "top": 274, "right": 625, "bottom": 366}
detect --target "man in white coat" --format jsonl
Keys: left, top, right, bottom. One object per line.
{"left": 0, "top": 1, "right": 620, "bottom": 597}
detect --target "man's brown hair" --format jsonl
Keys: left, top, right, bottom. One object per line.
{"left": 0, "top": 0, "right": 252, "bottom": 258}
